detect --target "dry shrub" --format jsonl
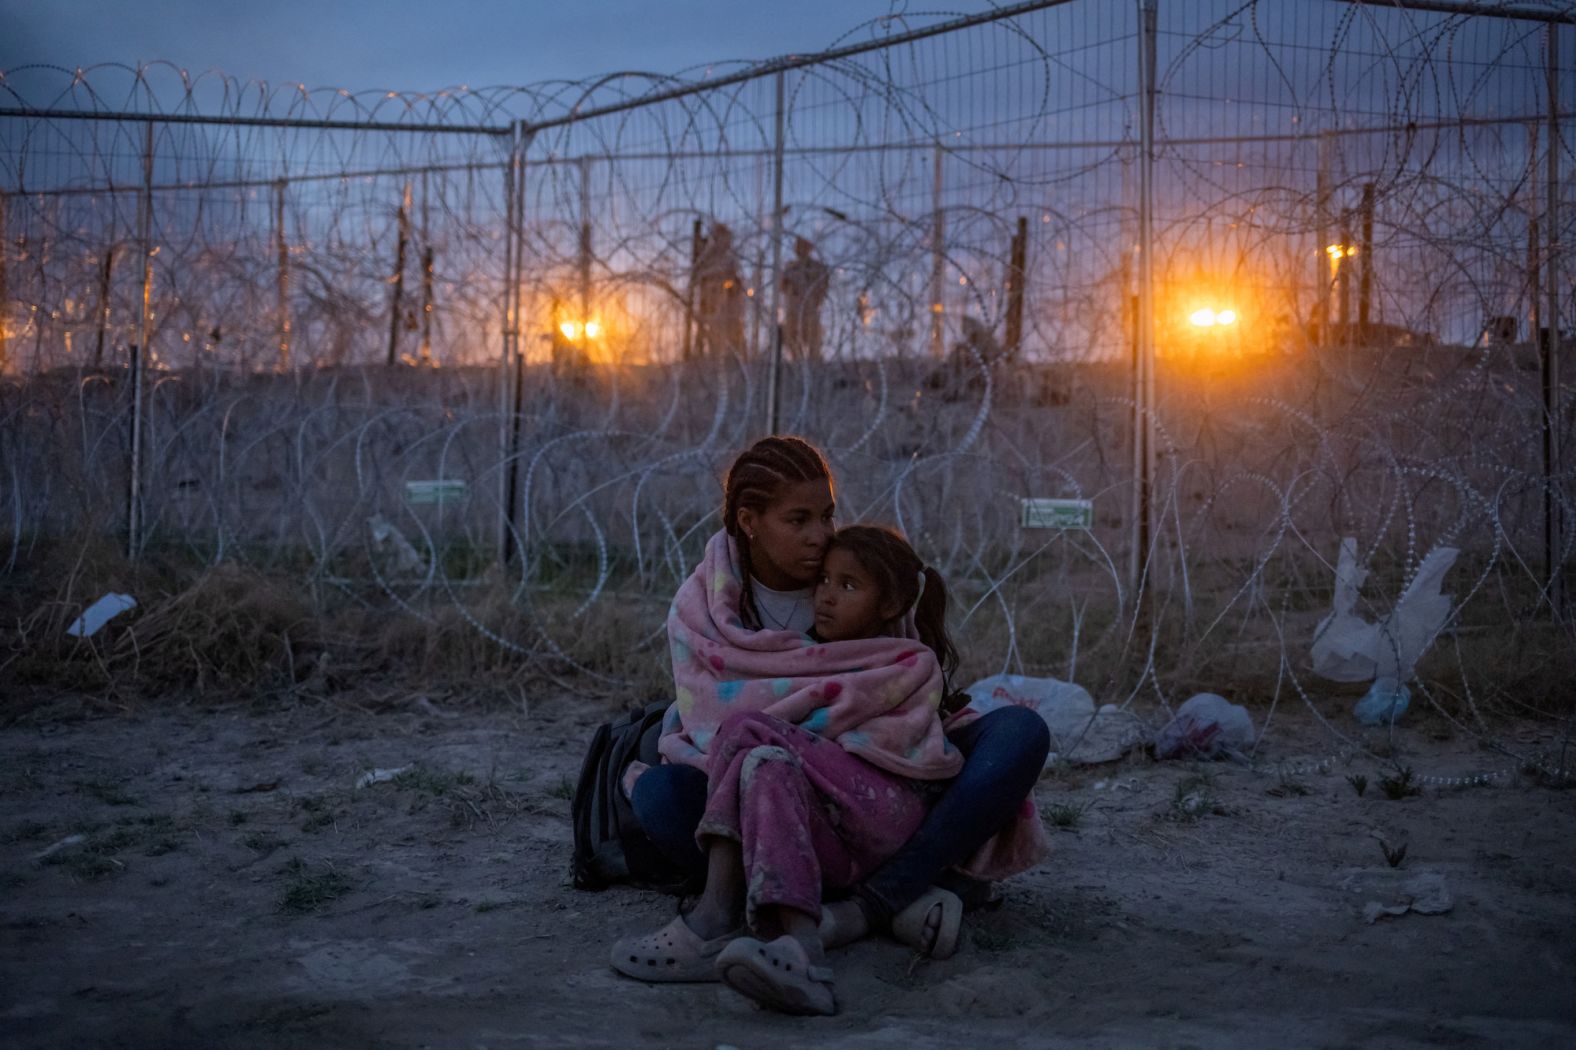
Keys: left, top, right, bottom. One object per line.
{"left": 356, "top": 587, "right": 534, "bottom": 684}
{"left": 110, "top": 565, "right": 321, "bottom": 691}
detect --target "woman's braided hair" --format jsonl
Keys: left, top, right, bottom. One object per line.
{"left": 722, "top": 436, "right": 832, "bottom": 630}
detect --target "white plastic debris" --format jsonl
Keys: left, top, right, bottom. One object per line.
{"left": 65, "top": 593, "right": 137, "bottom": 637}
{"left": 355, "top": 765, "right": 412, "bottom": 789}
{"left": 1311, "top": 539, "right": 1458, "bottom": 683}
{"left": 31, "top": 834, "right": 86, "bottom": 860}
{"left": 963, "top": 673, "right": 1148, "bottom": 766}
{"left": 1353, "top": 676, "right": 1411, "bottom": 726}
{"left": 1155, "top": 693, "right": 1255, "bottom": 760}
{"left": 1362, "top": 871, "right": 1453, "bottom": 923}
{"left": 367, "top": 514, "right": 425, "bottom": 574}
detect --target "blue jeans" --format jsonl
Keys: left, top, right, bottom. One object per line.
{"left": 629, "top": 704, "right": 1050, "bottom": 926}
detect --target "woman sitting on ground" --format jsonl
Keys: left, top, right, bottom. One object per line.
{"left": 622, "top": 436, "right": 1049, "bottom": 963}
{"left": 613, "top": 523, "right": 972, "bottom": 1013}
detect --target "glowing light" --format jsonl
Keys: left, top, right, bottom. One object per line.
{"left": 558, "top": 319, "right": 602, "bottom": 341}
{"left": 1326, "top": 243, "right": 1357, "bottom": 259}
{"left": 1189, "top": 307, "right": 1238, "bottom": 328}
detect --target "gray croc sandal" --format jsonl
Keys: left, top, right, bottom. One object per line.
{"left": 716, "top": 935, "right": 836, "bottom": 1016}
{"left": 610, "top": 915, "right": 741, "bottom": 983}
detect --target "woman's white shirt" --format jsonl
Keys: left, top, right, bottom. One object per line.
{"left": 752, "top": 581, "right": 815, "bottom": 633}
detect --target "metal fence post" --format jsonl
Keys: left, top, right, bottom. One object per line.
{"left": 1129, "top": 0, "right": 1158, "bottom": 607}
{"left": 930, "top": 143, "right": 945, "bottom": 358}
{"left": 128, "top": 120, "right": 154, "bottom": 561}
{"left": 500, "top": 123, "right": 524, "bottom": 565}
{"left": 274, "top": 179, "right": 290, "bottom": 371}
{"left": 1315, "top": 132, "right": 1332, "bottom": 347}
{"left": 578, "top": 157, "right": 592, "bottom": 334}
{"left": 766, "top": 69, "right": 786, "bottom": 434}
{"left": 1544, "top": 22, "right": 1564, "bottom": 610}
{"left": 0, "top": 192, "right": 7, "bottom": 374}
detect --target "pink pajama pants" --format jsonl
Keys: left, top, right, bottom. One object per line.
{"left": 696, "top": 710, "right": 928, "bottom": 929}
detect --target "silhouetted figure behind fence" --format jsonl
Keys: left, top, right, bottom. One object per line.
{"left": 692, "top": 222, "right": 746, "bottom": 359}
{"left": 781, "top": 236, "right": 830, "bottom": 361}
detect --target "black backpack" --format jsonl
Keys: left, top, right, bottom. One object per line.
{"left": 570, "top": 700, "right": 700, "bottom": 894}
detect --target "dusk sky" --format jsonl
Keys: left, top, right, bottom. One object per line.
{"left": 1, "top": 0, "right": 1002, "bottom": 95}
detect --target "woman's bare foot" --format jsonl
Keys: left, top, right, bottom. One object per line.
{"left": 780, "top": 907, "right": 829, "bottom": 967}
{"left": 684, "top": 898, "right": 740, "bottom": 941}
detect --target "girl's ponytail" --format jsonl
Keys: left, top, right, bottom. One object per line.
{"left": 912, "top": 564, "right": 968, "bottom": 716}
{"left": 912, "top": 565, "right": 957, "bottom": 682}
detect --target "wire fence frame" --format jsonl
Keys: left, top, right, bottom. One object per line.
{"left": 0, "top": 1, "right": 1573, "bottom": 778}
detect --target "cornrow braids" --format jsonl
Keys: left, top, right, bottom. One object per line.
{"left": 721, "top": 436, "right": 832, "bottom": 630}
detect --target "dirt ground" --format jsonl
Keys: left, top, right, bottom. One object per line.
{"left": 2, "top": 693, "right": 1574, "bottom": 1050}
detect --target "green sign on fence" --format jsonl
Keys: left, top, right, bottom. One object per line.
{"left": 1020, "top": 497, "right": 1093, "bottom": 530}
{"left": 405, "top": 480, "right": 469, "bottom": 506}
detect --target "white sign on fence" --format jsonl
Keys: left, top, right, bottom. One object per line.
{"left": 1020, "top": 497, "right": 1093, "bottom": 530}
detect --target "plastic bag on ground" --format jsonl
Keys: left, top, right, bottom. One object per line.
{"left": 65, "top": 593, "right": 137, "bottom": 637}
{"left": 1310, "top": 539, "right": 1458, "bottom": 684}
{"left": 1353, "top": 676, "right": 1411, "bottom": 726}
{"left": 1154, "top": 693, "right": 1255, "bottom": 761}
{"left": 961, "top": 673, "right": 1147, "bottom": 766}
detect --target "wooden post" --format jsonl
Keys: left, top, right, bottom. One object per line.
{"left": 386, "top": 182, "right": 411, "bottom": 366}
{"left": 94, "top": 245, "right": 115, "bottom": 369}
{"left": 1004, "top": 215, "right": 1028, "bottom": 356}
{"left": 1358, "top": 183, "right": 1374, "bottom": 334}
{"left": 420, "top": 246, "right": 435, "bottom": 366}
{"left": 1338, "top": 210, "right": 1353, "bottom": 342}
{"left": 578, "top": 157, "right": 592, "bottom": 331}
{"left": 420, "top": 170, "right": 433, "bottom": 365}
{"left": 683, "top": 218, "right": 702, "bottom": 360}
{"left": 1315, "top": 132, "right": 1332, "bottom": 347}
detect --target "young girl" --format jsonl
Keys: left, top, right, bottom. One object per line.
{"left": 613, "top": 522, "right": 961, "bottom": 1015}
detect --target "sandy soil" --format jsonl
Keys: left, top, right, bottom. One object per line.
{"left": 2, "top": 694, "right": 1574, "bottom": 1049}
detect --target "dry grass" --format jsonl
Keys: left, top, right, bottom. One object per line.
{"left": 0, "top": 535, "right": 670, "bottom": 710}
{"left": 1, "top": 520, "right": 1570, "bottom": 730}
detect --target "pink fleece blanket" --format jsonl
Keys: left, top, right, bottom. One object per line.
{"left": 651, "top": 530, "right": 1048, "bottom": 881}
{"left": 659, "top": 531, "right": 960, "bottom": 781}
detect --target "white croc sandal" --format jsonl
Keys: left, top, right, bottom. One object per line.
{"left": 716, "top": 935, "right": 836, "bottom": 1016}
{"left": 610, "top": 915, "right": 741, "bottom": 983}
